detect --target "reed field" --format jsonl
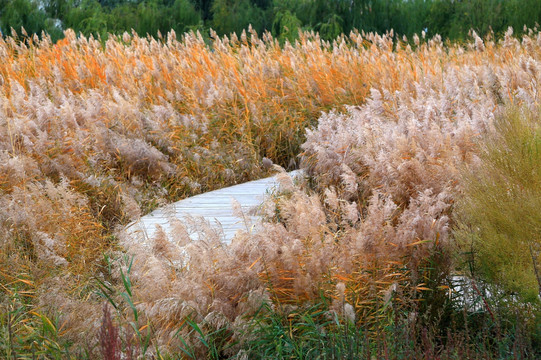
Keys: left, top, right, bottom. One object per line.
{"left": 1, "top": 27, "right": 541, "bottom": 358}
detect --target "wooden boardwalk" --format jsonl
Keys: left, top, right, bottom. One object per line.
{"left": 124, "top": 170, "right": 301, "bottom": 245}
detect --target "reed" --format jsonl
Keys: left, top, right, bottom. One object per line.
{"left": 1, "top": 26, "right": 541, "bottom": 357}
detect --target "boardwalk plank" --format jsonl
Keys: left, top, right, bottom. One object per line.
{"left": 124, "top": 170, "right": 301, "bottom": 245}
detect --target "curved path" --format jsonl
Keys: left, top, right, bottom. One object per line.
{"left": 124, "top": 170, "right": 302, "bottom": 245}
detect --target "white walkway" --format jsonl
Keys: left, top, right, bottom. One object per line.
{"left": 124, "top": 170, "right": 302, "bottom": 245}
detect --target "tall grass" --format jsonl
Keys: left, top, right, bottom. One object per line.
{"left": 0, "top": 271, "right": 77, "bottom": 359}
{"left": 455, "top": 106, "right": 541, "bottom": 302}
{"left": 1, "top": 27, "right": 541, "bottom": 356}
{"left": 242, "top": 299, "right": 540, "bottom": 359}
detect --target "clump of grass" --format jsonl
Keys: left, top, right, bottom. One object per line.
{"left": 0, "top": 271, "right": 79, "bottom": 359}
{"left": 241, "top": 296, "right": 541, "bottom": 359}
{"left": 455, "top": 106, "right": 541, "bottom": 302}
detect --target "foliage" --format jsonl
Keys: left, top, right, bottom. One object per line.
{"left": 114, "top": 29, "right": 541, "bottom": 355}
{"left": 242, "top": 298, "right": 541, "bottom": 359}
{"left": 271, "top": 9, "right": 301, "bottom": 43}
{"left": 455, "top": 106, "right": 541, "bottom": 302}
{"left": 0, "top": 269, "right": 81, "bottom": 358}
{"left": 1, "top": 24, "right": 541, "bottom": 358}
{"left": 0, "top": 0, "right": 63, "bottom": 40}
{"left": 211, "top": 0, "right": 268, "bottom": 36}
{"left": 0, "top": 0, "right": 540, "bottom": 42}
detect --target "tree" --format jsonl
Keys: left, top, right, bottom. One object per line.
{"left": 192, "top": 0, "right": 213, "bottom": 20}
{"left": 211, "top": 0, "right": 266, "bottom": 35}
{"left": 317, "top": 14, "right": 343, "bottom": 41}
{"left": 169, "top": 0, "right": 201, "bottom": 33}
{"left": 136, "top": 0, "right": 161, "bottom": 36}
{"left": 1, "top": 0, "right": 44, "bottom": 34}
{"left": 63, "top": 0, "right": 108, "bottom": 37}
{"left": 505, "top": 0, "right": 541, "bottom": 35}
{"left": 272, "top": 9, "right": 301, "bottom": 42}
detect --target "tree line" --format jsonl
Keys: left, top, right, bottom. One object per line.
{"left": 1, "top": 0, "right": 540, "bottom": 43}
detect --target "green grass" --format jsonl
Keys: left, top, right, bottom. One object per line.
{"left": 454, "top": 105, "right": 541, "bottom": 302}
{"left": 0, "top": 283, "right": 76, "bottom": 359}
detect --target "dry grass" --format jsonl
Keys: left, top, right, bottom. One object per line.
{"left": 1, "top": 27, "right": 541, "bottom": 357}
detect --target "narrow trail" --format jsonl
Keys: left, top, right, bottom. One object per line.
{"left": 123, "top": 170, "right": 302, "bottom": 246}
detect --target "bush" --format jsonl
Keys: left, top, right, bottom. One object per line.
{"left": 455, "top": 106, "right": 541, "bottom": 302}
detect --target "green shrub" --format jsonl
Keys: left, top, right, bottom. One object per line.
{"left": 455, "top": 106, "right": 541, "bottom": 302}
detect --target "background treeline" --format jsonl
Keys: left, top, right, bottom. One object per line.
{"left": 1, "top": 0, "right": 541, "bottom": 43}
